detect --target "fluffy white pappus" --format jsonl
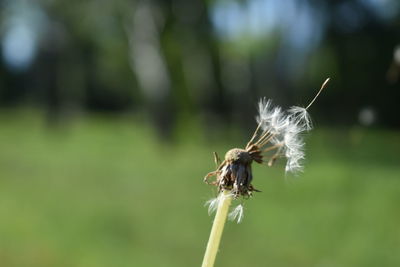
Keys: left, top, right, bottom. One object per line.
{"left": 205, "top": 196, "right": 220, "bottom": 215}
{"left": 256, "top": 98, "right": 314, "bottom": 174}
{"left": 283, "top": 128, "right": 303, "bottom": 151}
{"left": 285, "top": 149, "right": 305, "bottom": 173}
{"left": 288, "top": 106, "right": 312, "bottom": 131}
{"left": 205, "top": 191, "right": 235, "bottom": 215}
{"left": 228, "top": 204, "right": 244, "bottom": 223}
{"left": 269, "top": 107, "right": 287, "bottom": 133}
{"left": 283, "top": 127, "right": 305, "bottom": 173}
{"left": 257, "top": 98, "right": 273, "bottom": 121}
{"left": 257, "top": 98, "right": 286, "bottom": 134}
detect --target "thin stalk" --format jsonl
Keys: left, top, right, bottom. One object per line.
{"left": 305, "top": 77, "right": 330, "bottom": 110}
{"left": 246, "top": 122, "right": 262, "bottom": 149}
{"left": 261, "top": 142, "right": 283, "bottom": 153}
{"left": 201, "top": 191, "right": 233, "bottom": 267}
{"left": 257, "top": 133, "right": 277, "bottom": 148}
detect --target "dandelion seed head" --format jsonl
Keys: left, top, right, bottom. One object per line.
{"left": 203, "top": 80, "right": 327, "bottom": 224}
{"left": 228, "top": 204, "right": 244, "bottom": 223}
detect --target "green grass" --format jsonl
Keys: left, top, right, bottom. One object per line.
{"left": 0, "top": 111, "right": 399, "bottom": 267}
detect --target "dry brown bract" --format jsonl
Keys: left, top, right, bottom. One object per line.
{"left": 204, "top": 127, "right": 277, "bottom": 198}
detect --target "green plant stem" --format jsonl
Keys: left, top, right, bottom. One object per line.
{"left": 201, "top": 191, "right": 233, "bottom": 267}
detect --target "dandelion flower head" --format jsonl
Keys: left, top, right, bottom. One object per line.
{"left": 204, "top": 78, "right": 330, "bottom": 222}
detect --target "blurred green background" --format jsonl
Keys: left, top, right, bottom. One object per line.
{"left": 1, "top": 0, "right": 400, "bottom": 266}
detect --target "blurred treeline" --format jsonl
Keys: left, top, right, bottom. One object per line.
{"left": 1, "top": 0, "right": 399, "bottom": 135}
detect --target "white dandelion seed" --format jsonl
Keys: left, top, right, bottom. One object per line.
{"left": 257, "top": 98, "right": 273, "bottom": 122}
{"left": 282, "top": 117, "right": 306, "bottom": 173}
{"left": 255, "top": 98, "right": 312, "bottom": 175}
{"left": 289, "top": 106, "right": 312, "bottom": 131}
{"left": 255, "top": 100, "right": 310, "bottom": 174}
{"left": 205, "top": 196, "right": 220, "bottom": 215}
{"left": 228, "top": 204, "right": 244, "bottom": 223}
{"left": 285, "top": 148, "right": 305, "bottom": 173}
{"left": 255, "top": 100, "right": 308, "bottom": 174}
{"left": 269, "top": 107, "right": 287, "bottom": 133}
{"left": 257, "top": 99, "right": 286, "bottom": 134}
{"left": 205, "top": 191, "right": 235, "bottom": 215}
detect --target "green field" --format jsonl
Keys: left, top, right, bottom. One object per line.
{"left": 0, "top": 112, "right": 399, "bottom": 267}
